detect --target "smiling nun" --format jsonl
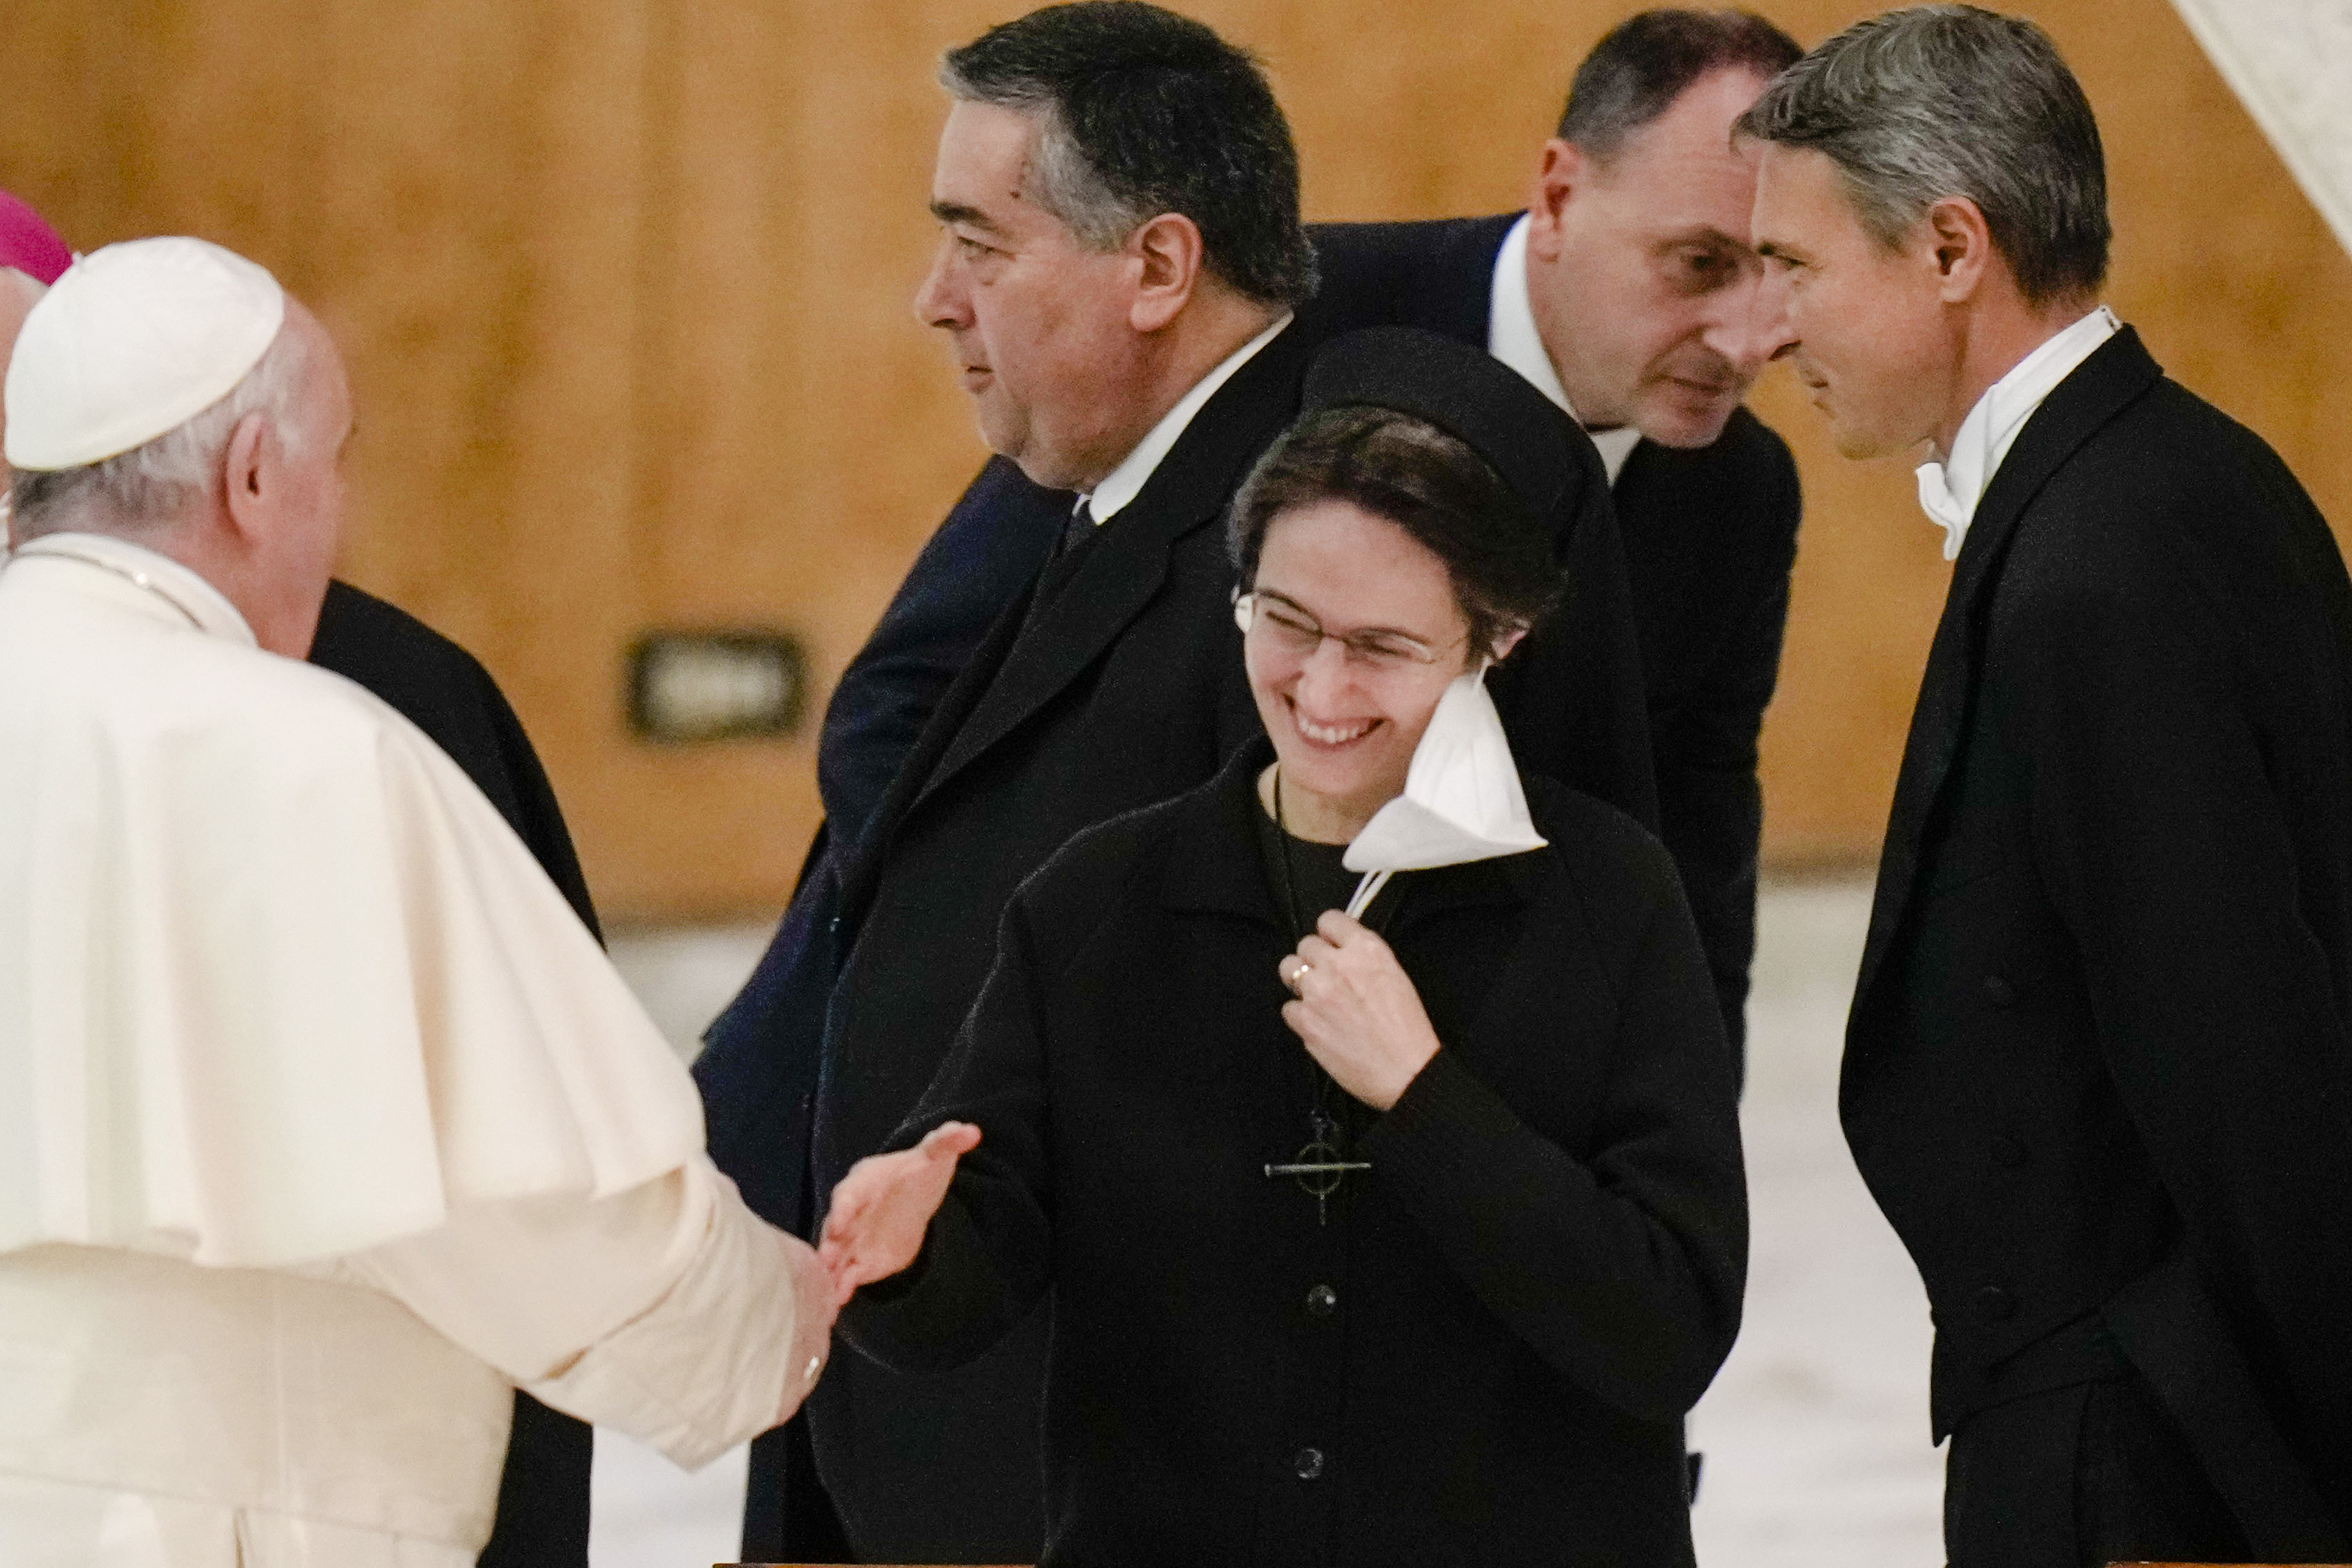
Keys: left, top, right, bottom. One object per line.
{"left": 818, "top": 327, "right": 1747, "bottom": 1568}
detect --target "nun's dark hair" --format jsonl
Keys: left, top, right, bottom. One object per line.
{"left": 1228, "top": 404, "right": 1564, "bottom": 660}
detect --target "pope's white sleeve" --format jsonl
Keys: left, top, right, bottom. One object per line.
{"left": 335, "top": 1158, "right": 831, "bottom": 1471}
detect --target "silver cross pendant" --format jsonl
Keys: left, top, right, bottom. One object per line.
{"left": 1264, "top": 1136, "right": 1372, "bottom": 1225}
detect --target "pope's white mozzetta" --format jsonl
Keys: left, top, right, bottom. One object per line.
{"left": 0, "top": 533, "right": 830, "bottom": 1565}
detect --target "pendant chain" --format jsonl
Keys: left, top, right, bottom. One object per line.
{"left": 1268, "top": 767, "right": 1370, "bottom": 1222}
{"left": 11, "top": 544, "right": 207, "bottom": 632}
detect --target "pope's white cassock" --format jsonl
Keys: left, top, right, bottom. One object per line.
{"left": 0, "top": 241, "right": 828, "bottom": 1568}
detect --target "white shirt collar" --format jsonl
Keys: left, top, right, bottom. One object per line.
{"left": 9, "top": 530, "right": 258, "bottom": 645}
{"left": 1084, "top": 311, "right": 1293, "bottom": 525}
{"left": 1916, "top": 305, "right": 2120, "bottom": 560}
{"left": 1487, "top": 213, "right": 1642, "bottom": 486}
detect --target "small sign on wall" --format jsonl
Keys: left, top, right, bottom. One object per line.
{"left": 627, "top": 631, "right": 808, "bottom": 744}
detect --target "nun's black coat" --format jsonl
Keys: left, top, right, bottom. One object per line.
{"left": 841, "top": 738, "right": 1747, "bottom": 1568}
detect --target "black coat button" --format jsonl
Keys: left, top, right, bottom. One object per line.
{"left": 1305, "top": 1284, "right": 1338, "bottom": 1317}
{"left": 1975, "top": 1285, "right": 2018, "bottom": 1323}
{"left": 1982, "top": 973, "right": 2017, "bottom": 1007}
{"left": 1294, "top": 1447, "right": 1325, "bottom": 1481}
{"left": 1990, "top": 1134, "right": 2027, "bottom": 1168}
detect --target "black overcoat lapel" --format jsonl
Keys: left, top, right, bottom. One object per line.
{"left": 833, "top": 571, "right": 1040, "bottom": 935}
{"left": 1853, "top": 329, "right": 2165, "bottom": 1005}
{"left": 911, "top": 324, "right": 1312, "bottom": 814}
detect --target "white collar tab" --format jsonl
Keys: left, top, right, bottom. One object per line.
{"left": 1085, "top": 311, "right": 1293, "bottom": 526}
{"left": 1916, "top": 306, "right": 2119, "bottom": 560}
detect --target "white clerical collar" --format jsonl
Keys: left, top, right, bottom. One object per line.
{"left": 9, "top": 530, "right": 257, "bottom": 645}
{"left": 1487, "top": 213, "right": 1642, "bottom": 486}
{"left": 1917, "top": 305, "right": 2120, "bottom": 560}
{"left": 1084, "top": 310, "right": 1294, "bottom": 525}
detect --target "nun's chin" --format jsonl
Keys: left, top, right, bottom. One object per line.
{"left": 1269, "top": 732, "right": 1410, "bottom": 833}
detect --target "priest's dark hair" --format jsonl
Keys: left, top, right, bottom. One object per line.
{"left": 1229, "top": 406, "right": 1564, "bottom": 662}
{"left": 1557, "top": 9, "right": 1803, "bottom": 160}
{"left": 1734, "top": 5, "right": 2110, "bottom": 305}
{"left": 941, "top": 1, "right": 1317, "bottom": 308}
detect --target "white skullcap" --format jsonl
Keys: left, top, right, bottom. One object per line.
{"left": 5, "top": 236, "right": 285, "bottom": 472}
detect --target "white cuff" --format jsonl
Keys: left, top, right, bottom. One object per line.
{"left": 524, "top": 1181, "right": 829, "bottom": 1470}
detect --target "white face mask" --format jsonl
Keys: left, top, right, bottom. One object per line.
{"left": 1338, "top": 661, "right": 1545, "bottom": 915}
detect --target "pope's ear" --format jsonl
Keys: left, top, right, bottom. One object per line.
{"left": 220, "top": 410, "right": 273, "bottom": 534}
{"left": 1487, "top": 624, "right": 1530, "bottom": 664}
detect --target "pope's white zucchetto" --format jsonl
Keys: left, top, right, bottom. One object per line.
{"left": 4, "top": 236, "right": 286, "bottom": 472}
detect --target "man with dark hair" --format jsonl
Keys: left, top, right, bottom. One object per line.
{"left": 1304, "top": 7, "right": 1805, "bottom": 1066}
{"left": 1746, "top": 6, "right": 2352, "bottom": 1562}
{"left": 713, "top": 5, "right": 1316, "bottom": 1555}
{"left": 706, "top": 4, "right": 1632, "bottom": 1560}
{"left": 748, "top": 10, "right": 1799, "bottom": 1077}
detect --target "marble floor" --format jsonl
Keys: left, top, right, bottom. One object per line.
{"left": 590, "top": 875, "right": 1947, "bottom": 1568}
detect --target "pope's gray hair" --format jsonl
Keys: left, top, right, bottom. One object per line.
{"left": 1734, "top": 4, "right": 2110, "bottom": 305}
{"left": 9, "top": 321, "right": 314, "bottom": 540}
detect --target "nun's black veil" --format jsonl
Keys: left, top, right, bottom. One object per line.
{"left": 1299, "top": 325, "right": 1612, "bottom": 563}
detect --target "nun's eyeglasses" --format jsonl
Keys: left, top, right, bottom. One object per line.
{"left": 1233, "top": 592, "right": 1459, "bottom": 673}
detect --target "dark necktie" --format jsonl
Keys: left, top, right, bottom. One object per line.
{"left": 1022, "top": 499, "right": 1101, "bottom": 633}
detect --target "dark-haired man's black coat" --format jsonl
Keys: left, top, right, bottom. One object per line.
{"left": 1299, "top": 214, "right": 1802, "bottom": 1064}
{"left": 307, "top": 580, "right": 601, "bottom": 1568}
{"left": 1846, "top": 328, "right": 2352, "bottom": 1562}
{"left": 798, "top": 325, "right": 1310, "bottom": 1561}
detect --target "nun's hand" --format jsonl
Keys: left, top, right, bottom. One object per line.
{"left": 816, "top": 1121, "right": 981, "bottom": 1307}
{"left": 1280, "top": 910, "right": 1442, "bottom": 1112}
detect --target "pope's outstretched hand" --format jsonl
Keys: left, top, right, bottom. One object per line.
{"left": 818, "top": 1121, "right": 982, "bottom": 1306}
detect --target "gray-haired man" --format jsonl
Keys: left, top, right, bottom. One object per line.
{"left": 1747, "top": 7, "right": 2352, "bottom": 1562}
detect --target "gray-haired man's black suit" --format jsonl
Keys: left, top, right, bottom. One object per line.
{"left": 1848, "top": 328, "right": 2352, "bottom": 1564}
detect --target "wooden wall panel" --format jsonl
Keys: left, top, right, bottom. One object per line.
{"left": 2, "top": 0, "right": 2348, "bottom": 915}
